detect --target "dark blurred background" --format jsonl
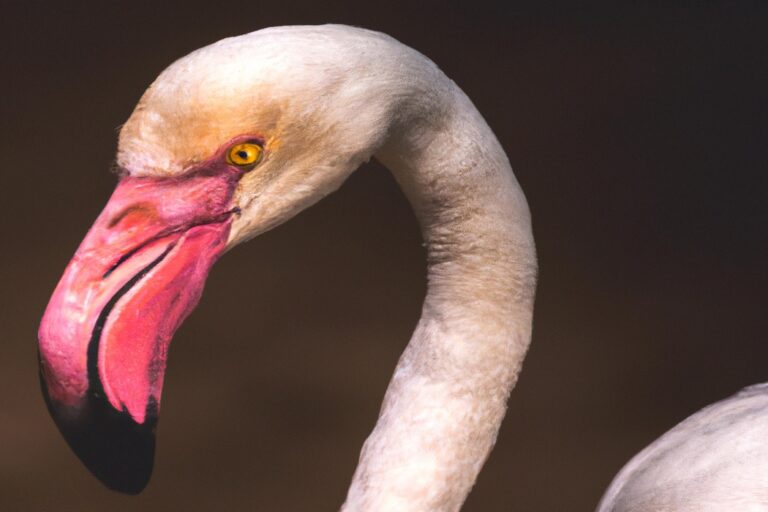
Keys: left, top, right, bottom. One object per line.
{"left": 2, "top": 1, "right": 767, "bottom": 510}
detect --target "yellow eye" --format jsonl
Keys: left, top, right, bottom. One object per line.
{"left": 227, "top": 142, "right": 263, "bottom": 167}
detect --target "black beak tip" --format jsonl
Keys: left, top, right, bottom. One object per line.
{"left": 41, "top": 380, "right": 157, "bottom": 494}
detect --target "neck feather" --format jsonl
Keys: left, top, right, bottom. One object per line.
{"left": 342, "top": 74, "right": 537, "bottom": 511}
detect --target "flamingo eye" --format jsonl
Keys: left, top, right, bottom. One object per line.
{"left": 226, "top": 142, "right": 263, "bottom": 167}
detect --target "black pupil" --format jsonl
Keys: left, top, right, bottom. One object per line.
{"left": 237, "top": 150, "right": 249, "bottom": 160}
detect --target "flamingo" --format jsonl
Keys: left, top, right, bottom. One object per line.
{"left": 38, "top": 24, "right": 537, "bottom": 510}
{"left": 36, "top": 24, "right": 767, "bottom": 511}
{"left": 597, "top": 383, "right": 768, "bottom": 511}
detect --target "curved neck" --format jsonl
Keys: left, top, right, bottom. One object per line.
{"left": 342, "top": 81, "right": 537, "bottom": 511}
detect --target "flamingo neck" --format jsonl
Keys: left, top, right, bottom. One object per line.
{"left": 342, "top": 80, "right": 537, "bottom": 511}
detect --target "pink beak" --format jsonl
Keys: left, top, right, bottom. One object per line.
{"left": 38, "top": 164, "right": 244, "bottom": 493}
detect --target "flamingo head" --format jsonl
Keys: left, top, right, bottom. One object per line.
{"left": 37, "top": 25, "right": 406, "bottom": 493}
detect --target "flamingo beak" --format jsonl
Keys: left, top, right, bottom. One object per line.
{"left": 38, "top": 167, "right": 242, "bottom": 493}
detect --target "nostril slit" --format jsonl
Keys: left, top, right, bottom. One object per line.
{"left": 102, "top": 209, "right": 238, "bottom": 280}
{"left": 108, "top": 204, "right": 157, "bottom": 229}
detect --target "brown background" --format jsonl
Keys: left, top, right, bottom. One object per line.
{"left": 2, "top": 1, "right": 767, "bottom": 510}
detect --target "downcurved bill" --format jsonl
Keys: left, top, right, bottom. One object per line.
{"left": 38, "top": 169, "right": 241, "bottom": 493}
